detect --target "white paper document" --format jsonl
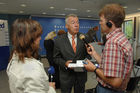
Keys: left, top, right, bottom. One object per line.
{"left": 68, "top": 60, "right": 85, "bottom": 72}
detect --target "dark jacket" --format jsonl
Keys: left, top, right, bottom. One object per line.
{"left": 44, "top": 39, "right": 54, "bottom": 66}
{"left": 53, "top": 32, "right": 90, "bottom": 88}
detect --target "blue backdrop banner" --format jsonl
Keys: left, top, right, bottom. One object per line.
{"left": 32, "top": 16, "right": 100, "bottom": 56}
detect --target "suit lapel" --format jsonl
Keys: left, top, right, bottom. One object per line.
{"left": 64, "top": 33, "right": 75, "bottom": 54}
{"left": 76, "top": 33, "right": 82, "bottom": 55}
{"left": 64, "top": 32, "right": 83, "bottom": 55}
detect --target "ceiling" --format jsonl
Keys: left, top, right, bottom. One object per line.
{"left": 0, "top": 0, "right": 140, "bottom": 19}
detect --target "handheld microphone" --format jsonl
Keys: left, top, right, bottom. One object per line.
{"left": 79, "top": 34, "right": 92, "bottom": 51}
{"left": 48, "top": 66, "right": 55, "bottom": 82}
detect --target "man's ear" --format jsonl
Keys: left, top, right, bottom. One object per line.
{"left": 110, "top": 21, "right": 115, "bottom": 27}
{"left": 109, "top": 20, "right": 114, "bottom": 25}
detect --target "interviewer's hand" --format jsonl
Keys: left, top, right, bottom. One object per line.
{"left": 84, "top": 59, "right": 96, "bottom": 72}
{"left": 86, "top": 44, "right": 96, "bottom": 55}
{"left": 49, "top": 82, "right": 55, "bottom": 89}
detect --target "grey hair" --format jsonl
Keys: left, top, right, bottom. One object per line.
{"left": 65, "top": 14, "right": 78, "bottom": 24}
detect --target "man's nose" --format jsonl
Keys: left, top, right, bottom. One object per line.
{"left": 75, "top": 23, "right": 79, "bottom": 27}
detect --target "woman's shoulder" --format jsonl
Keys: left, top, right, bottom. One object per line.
{"left": 23, "top": 58, "right": 44, "bottom": 75}
{"left": 24, "top": 58, "right": 42, "bottom": 68}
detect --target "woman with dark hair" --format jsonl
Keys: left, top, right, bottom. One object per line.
{"left": 7, "top": 18, "right": 56, "bottom": 93}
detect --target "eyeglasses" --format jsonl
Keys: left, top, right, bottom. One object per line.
{"left": 70, "top": 21, "right": 79, "bottom": 24}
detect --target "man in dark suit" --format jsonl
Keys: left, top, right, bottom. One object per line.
{"left": 53, "top": 14, "right": 90, "bottom": 93}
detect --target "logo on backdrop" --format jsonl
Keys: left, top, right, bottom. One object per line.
{"left": 0, "top": 22, "right": 5, "bottom": 29}
{"left": 0, "top": 19, "right": 9, "bottom": 46}
{"left": 54, "top": 25, "right": 65, "bottom": 32}
{"left": 53, "top": 25, "right": 93, "bottom": 32}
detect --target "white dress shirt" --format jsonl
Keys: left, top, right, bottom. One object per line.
{"left": 67, "top": 32, "right": 77, "bottom": 46}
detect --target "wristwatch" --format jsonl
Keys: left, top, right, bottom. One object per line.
{"left": 94, "top": 63, "right": 99, "bottom": 73}
{"left": 94, "top": 67, "right": 98, "bottom": 73}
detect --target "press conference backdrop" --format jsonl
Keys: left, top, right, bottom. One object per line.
{"left": 31, "top": 16, "right": 101, "bottom": 56}
{"left": 0, "top": 19, "right": 10, "bottom": 70}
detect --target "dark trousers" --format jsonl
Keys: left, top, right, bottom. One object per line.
{"left": 53, "top": 65, "right": 60, "bottom": 89}
{"left": 61, "top": 79, "right": 85, "bottom": 93}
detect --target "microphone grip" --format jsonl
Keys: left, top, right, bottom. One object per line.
{"left": 49, "top": 74, "right": 54, "bottom": 82}
{"left": 83, "top": 39, "right": 92, "bottom": 51}
{"left": 83, "top": 39, "right": 88, "bottom": 45}
{"left": 88, "top": 46, "right": 92, "bottom": 52}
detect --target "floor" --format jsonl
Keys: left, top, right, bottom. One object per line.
{"left": 0, "top": 58, "right": 138, "bottom": 93}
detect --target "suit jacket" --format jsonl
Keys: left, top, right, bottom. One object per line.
{"left": 53, "top": 32, "right": 90, "bottom": 88}
{"left": 44, "top": 39, "right": 54, "bottom": 66}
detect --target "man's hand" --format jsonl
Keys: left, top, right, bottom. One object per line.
{"left": 49, "top": 82, "right": 55, "bottom": 89}
{"left": 84, "top": 59, "right": 96, "bottom": 72}
{"left": 65, "top": 60, "right": 73, "bottom": 68}
{"left": 86, "top": 44, "right": 96, "bottom": 56}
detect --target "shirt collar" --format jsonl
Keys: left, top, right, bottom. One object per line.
{"left": 106, "top": 28, "right": 122, "bottom": 40}
{"left": 68, "top": 32, "right": 77, "bottom": 39}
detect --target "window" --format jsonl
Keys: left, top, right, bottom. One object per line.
{"left": 124, "top": 20, "right": 133, "bottom": 39}
{"left": 122, "top": 18, "right": 134, "bottom": 45}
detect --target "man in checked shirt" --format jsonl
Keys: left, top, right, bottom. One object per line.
{"left": 84, "top": 3, "right": 133, "bottom": 93}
